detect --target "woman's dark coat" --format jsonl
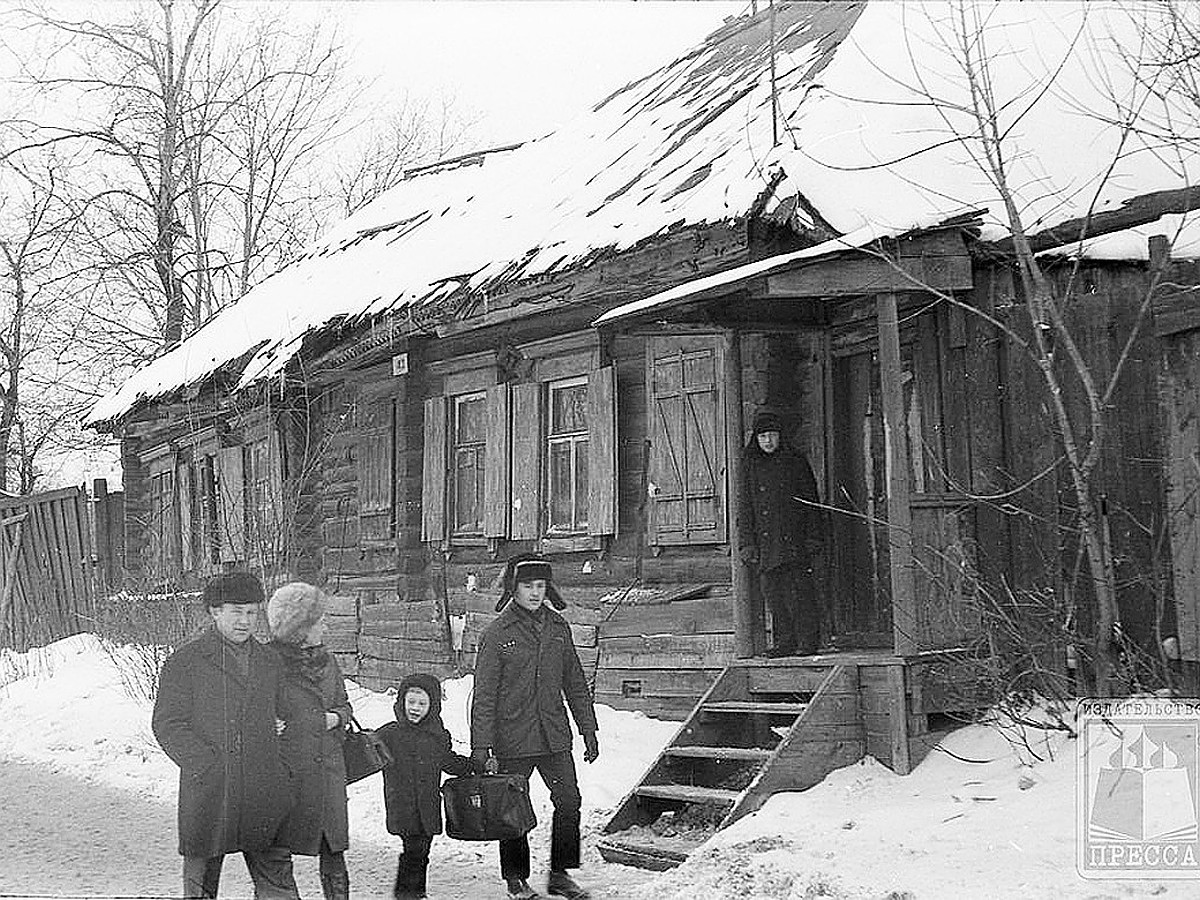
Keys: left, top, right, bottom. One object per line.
{"left": 470, "top": 603, "right": 598, "bottom": 759}
{"left": 378, "top": 673, "right": 473, "bottom": 837}
{"left": 151, "top": 627, "right": 293, "bottom": 858}
{"left": 274, "top": 644, "right": 353, "bottom": 855}
{"left": 737, "top": 428, "right": 825, "bottom": 572}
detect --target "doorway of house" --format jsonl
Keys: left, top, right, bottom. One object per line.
{"left": 828, "top": 346, "right": 894, "bottom": 649}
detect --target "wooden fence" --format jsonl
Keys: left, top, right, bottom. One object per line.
{"left": 0, "top": 481, "right": 125, "bottom": 653}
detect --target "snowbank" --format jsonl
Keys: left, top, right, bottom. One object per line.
{"left": 0, "top": 635, "right": 1185, "bottom": 898}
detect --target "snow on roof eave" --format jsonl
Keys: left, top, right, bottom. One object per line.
{"left": 84, "top": 337, "right": 279, "bottom": 432}
{"left": 593, "top": 219, "right": 942, "bottom": 327}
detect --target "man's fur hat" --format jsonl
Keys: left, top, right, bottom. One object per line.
{"left": 495, "top": 553, "right": 566, "bottom": 612}
{"left": 203, "top": 571, "right": 265, "bottom": 608}
{"left": 267, "top": 582, "right": 326, "bottom": 645}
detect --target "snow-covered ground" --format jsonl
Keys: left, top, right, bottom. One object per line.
{"left": 0, "top": 634, "right": 1188, "bottom": 899}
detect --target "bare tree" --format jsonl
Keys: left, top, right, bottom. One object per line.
{"left": 333, "top": 92, "right": 478, "bottom": 217}
{"left": 4, "top": 1, "right": 355, "bottom": 348}
{"left": 0, "top": 156, "right": 77, "bottom": 492}
{"left": 0, "top": 0, "right": 481, "bottom": 495}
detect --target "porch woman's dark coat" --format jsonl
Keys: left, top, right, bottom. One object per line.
{"left": 274, "top": 644, "right": 353, "bottom": 855}
{"left": 378, "top": 673, "right": 473, "bottom": 836}
{"left": 738, "top": 436, "right": 824, "bottom": 572}
{"left": 151, "top": 627, "right": 293, "bottom": 858}
{"left": 470, "top": 604, "right": 598, "bottom": 759}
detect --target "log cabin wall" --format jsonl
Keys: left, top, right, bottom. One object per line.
{"left": 305, "top": 224, "right": 757, "bottom": 696}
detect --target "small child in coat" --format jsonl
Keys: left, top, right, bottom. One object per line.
{"left": 377, "top": 672, "right": 474, "bottom": 900}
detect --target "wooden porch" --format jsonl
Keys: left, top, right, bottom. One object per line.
{"left": 595, "top": 227, "right": 993, "bottom": 869}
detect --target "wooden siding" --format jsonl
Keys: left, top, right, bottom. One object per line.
{"left": 1162, "top": 328, "right": 1200, "bottom": 661}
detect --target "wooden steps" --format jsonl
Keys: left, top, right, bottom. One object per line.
{"left": 634, "top": 784, "right": 742, "bottom": 804}
{"left": 663, "top": 746, "right": 773, "bottom": 761}
{"left": 597, "top": 660, "right": 866, "bottom": 870}
{"left": 702, "top": 700, "right": 809, "bottom": 715}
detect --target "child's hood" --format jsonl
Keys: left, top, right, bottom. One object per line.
{"left": 393, "top": 671, "right": 446, "bottom": 730}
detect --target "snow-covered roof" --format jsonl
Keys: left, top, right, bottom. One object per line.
{"left": 89, "top": 1, "right": 1200, "bottom": 426}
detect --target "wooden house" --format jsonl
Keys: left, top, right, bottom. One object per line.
{"left": 88, "top": 0, "right": 1200, "bottom": 864}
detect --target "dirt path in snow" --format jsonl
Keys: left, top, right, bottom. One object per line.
{"left": 0, "top": 755, "right": 655, "bottom": 900}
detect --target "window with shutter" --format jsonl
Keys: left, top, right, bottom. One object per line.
{"left": 451, "top": 392, "right": 487, "bottom": 538}
{"left": 147, "top": 463, "right": 179, "bottom": 583}
{"left": 420, "top": 348, "right": 617, "bottom": 548}
{"left": 546, "top": 376, "right": 589, "bottom": 535}
{"left": 218, "top": 446, "right": 246, "bottom": 563}
{"left": 422, "top": 396, "right": 448, "bottom": 544}
{"left": 357, "top": 394, "right": 397, "bottom": 542}
{"left": 194, "top": 453, "right": 220, "bottom": 565}
{"left": 245, "top": 430, "right": 286, "bottom": 565}
{"left": 647, "top": 335, "right": 726, "bottom": 545}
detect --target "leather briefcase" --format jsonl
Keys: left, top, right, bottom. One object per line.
{"left": 442, "top": 773, "right": 537, "bottom": 841}
{"left": 342, "top": 715, "right": 393, "bottom": 785}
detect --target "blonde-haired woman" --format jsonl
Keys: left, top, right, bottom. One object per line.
{"left": 268, "top": 582, "right": 353, "bottom": 900}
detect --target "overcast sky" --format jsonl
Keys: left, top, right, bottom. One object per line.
{"left": 326, "top": 1, "right": 747, "bottom": 146}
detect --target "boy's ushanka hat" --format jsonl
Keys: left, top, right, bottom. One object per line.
{"left": 495, "top": 553, "right": 566, "bottom": 612}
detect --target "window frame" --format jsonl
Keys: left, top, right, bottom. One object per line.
{"left": 146, "top": 457, "right": 180, "bottom": 582}
{"left": 449, "top": 390, "right": 488, "bottom": 541}
{"left": 544, "top": 374, "right": 590, "bottom": 537}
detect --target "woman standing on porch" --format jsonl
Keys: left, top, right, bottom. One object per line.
{"left": 738, "top": 409, "right": 826, "bottom": 657}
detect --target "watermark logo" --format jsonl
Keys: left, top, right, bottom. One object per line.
{"left": 1078, "top": 698, "right": 1200, "bottom": 879}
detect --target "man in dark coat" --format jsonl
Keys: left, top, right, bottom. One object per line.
{"left": 471, "top": 554, "right": 599, "bottom": 900}
{"left": 152, "top": 572, "right": 298, "bottom": 899}
{"left": 737, "top": 409, "right": 826, "bottom": 656}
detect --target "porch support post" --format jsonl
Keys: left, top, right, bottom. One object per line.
{"left": 724, "top": 328, "right": 755, "bottom": 658}
{"left": 876, "top": 292, "right": 918, "bottom": 656}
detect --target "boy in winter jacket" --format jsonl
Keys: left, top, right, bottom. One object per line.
{"left": 377, "top": 673, "right": 474, "bottom": 899}
{"left": 471, "top": 554, "right": 599, "bottom": 900}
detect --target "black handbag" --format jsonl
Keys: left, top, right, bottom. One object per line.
{"left": 442, "top": 773, "right": 537, "bottom": 841}
{"left": 342, "top": 715, "right": 393, "bottom": 784}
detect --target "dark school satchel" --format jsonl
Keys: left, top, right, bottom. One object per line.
{"left": 342, "top": 715, "right": 393, "bottom": 785}
{"left": 442, "top": 773, "right": 537, "bottom": 841}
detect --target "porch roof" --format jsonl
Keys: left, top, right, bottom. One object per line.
{"left": 594, "top": 222, "right": 898, "bottom": 326}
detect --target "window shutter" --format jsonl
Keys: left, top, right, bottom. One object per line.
{"left": 484, "top": 385, "right": 510, "bottom": 538}
{"left": 217, "top": 445, "right": 246, "bottom": 562}
{"left": 421, "top": 396, "right": 447, "bottom": 543}
{"left": 358, "top": 394, "right": 396, "bottom": 541}
{"left": 177, "top": 460, "right": 193, "bottom": 571}
{"left": 648, "top": 336, "right": 725, "bottom": 545}
{"left": 510, "top": 382, "right": 542, "bottom": 539}
{"left": 588, "top": 365, "right": 617, "bottom": 536}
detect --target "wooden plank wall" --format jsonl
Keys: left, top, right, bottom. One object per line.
{"left": 1161, "top": 328, "right": 1200, "bottom": 661}
{"left": 595, "top": 590, "right": 736, "bottom": 718}
{"left": 1046, "top": 264, "right": 1168, "bottom": 653}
